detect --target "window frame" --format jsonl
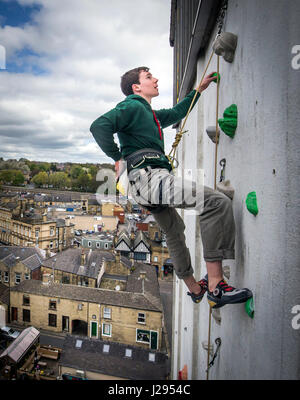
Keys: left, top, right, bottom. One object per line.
{"left": 102, "top": 323, "right": 112, "bottom": 337}
{"left": 48, "top": 313, "right": 57, "bottom": 327}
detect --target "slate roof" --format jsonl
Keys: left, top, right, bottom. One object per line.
{"left": 0, "top": 246, "right": 44, "bottom": 270}
{"left": 60, "top": 335, "right": 170, "bottom": 380}
{"left": 10, "top": 279, "right": 162, "bottom": 312}
{"left": 0, "top": 327, "right": 40, "bottom": 363}
{"left": 42, "top": 248, "right": 115, "bottom": 279}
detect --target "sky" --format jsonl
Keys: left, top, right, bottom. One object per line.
{"left": 0, "top": 0, "right": 174, "bottom": 164}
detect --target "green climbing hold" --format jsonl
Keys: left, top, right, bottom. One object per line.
{"left": 218, "top": 104, "right": 237, "bottom": 138}
{"left": 246, "top": 191, "right": 259, "bottom": 216}
{"left": 212, "top": 72, "right": 221, "bottom": 83}
{"left": 245, "top": 296, "right": 254, "bottom": 318}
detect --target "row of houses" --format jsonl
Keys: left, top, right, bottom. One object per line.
{"left": 0, "top": 246, "right": 170, "bottom": 352}
{"left": 0, "top": 245, "right": 170, "bottom": 379}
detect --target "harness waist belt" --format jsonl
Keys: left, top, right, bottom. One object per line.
{"left": 125, "top": 148, "right": 165, "bottom": 173}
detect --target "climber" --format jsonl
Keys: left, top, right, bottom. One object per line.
{"left": 90, "top": 66, "right": 252, "bottom": 308}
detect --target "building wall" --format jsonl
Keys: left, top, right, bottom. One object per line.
{"left": 10, "top": 289, "right": 163, "bottom": 350}
{"left": 0, "top": 261, "right": 38, "bottom": 288}
{"left": 172, "top": 0, "right": 300, "bottom": 380}
{"left": 40, "top": 266, "right": 97, "bottom": 288}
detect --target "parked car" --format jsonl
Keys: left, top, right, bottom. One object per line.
{"left": 0, "top": 326, "right": 20, "bottom": 340}
{"left": 75, "top": 230, "right": 81, "bottom": 236}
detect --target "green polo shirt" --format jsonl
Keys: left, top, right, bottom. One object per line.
{"left": 90, "top": 90, "right": 200, "bottom": 171}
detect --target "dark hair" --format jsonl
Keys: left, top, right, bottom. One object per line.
{"left": 120, "top": 66, "right": 149, "bottom": 96}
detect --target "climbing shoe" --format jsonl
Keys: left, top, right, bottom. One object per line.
{"left": 207, "top": 280, "right": 253, "bottom": 309}
{"left": 187, "top": 275, "right": 208, "bottom": 304}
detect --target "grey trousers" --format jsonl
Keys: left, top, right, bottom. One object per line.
{"left": 128, "top": 167, "right": 235, "bottom": 279}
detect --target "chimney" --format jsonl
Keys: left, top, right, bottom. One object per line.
{"left": 139, "top": 271, "right": 146, "bottom": 280}
{"left": 114, "top": 250, "right": 120, "bottom": 265}
{"left": 87, "top": 248, "right": 92, "bottom": 264}
{"left": 42, "top": 213, "right": 47, "bottom": 222}
{"left": 130, "top": 228, "right": 135, "bottom": 241}
{"left": 139, "top": 271, "right": 146, "bottom": 294}
{"left": 81, "top": 250, "right": 86, "bottom": 266}
{"left": 46, "top": 246, "right": 51, "bottom": 258}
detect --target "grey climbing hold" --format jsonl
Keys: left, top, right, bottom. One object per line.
{"left": 217, "top": 180, "right": 235, "bottom": 200}
{"left": 212, "top": 32, "right": 238, "bottom": 63}
{"left": 206, "top": 126, "right": 220, "bottom": 143}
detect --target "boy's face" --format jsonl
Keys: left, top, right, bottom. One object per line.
{"left": 132, "top": 70, "right": 159, "bottom": 101}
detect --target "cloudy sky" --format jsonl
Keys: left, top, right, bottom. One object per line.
{"left": 0, "top": 0, "right": 174, "bottom": 164}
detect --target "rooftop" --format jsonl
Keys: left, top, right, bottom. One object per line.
{"left": 0, "top": 246, "right": 44, "bottom": 269}
{"left": 10, "top": 274, "right": 162, "bottom": 312}
{"left": 60, "top": 335, "right": 169, "bottom": 380}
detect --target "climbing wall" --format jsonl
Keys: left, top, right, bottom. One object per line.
{"left": 172, "top": 0, "right": 300, "bottom": 380}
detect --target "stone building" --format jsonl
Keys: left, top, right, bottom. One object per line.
{"left": 0, "top": 246, "right": 44, "bottom": 289}
{"left": 41, "top": 248, "right": 115, "bottom": 288}
{"left": 0, "top": 201, "right": 75, "bottom": 252}
{"left": 10, "top": 262, "right": 164, "bottom": 351}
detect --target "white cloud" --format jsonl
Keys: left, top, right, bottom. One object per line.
{"left": 0, "top": 0, "right": 175, "bottom": 163}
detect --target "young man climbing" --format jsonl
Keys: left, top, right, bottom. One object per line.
{"left": 90, "top": 66, "right": 252, "bottom": 308}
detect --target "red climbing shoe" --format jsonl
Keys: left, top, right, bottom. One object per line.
{"left": 187, "top": 275, "right": 208, "bottom": 304}
{"left": 207, "top": 279, "right": 253, "bottom": 309}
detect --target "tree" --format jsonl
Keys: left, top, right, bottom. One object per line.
{"left": 49, "top": 172, "right": 70, "bottom": 189}
{"left": 32, "top": 171, "right": 49, "bottom": 187}
{"left": 76, "top": 170, "right": 92, "bottom": 191}
{"left": 0, "top": 170, "right": 14, "bottom": 184}
{"left": 70, "top": 165, "right": 83, "bottom": 179}
{"left": 12, "top": 170, "right": 25, "bottom": 185}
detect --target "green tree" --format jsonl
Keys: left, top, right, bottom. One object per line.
{"left": 70, "top": 165, "right": 83, "bottom": 179}
{"left": 49, "top": 172, "right": 70, "bottom": 189}
{"left": 32, "top": 171, "right": 49, "bottom": 187}
{"left": 12, "top": 170, "right": 25, "bottom": 185}
{"left": 76, "top": 170, "right": 92, "bottom": 191}
{"left": 0, "top": 170, "right": 14, "bottom": 184}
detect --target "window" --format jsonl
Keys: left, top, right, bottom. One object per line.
{"left": 125, "top": 349, "right": 132, "bottom": 358}
{"left": 134, "top": 253, "right": 147, "bottom": 261}
{"left": 23, "top": 295, "right": 30, "bottom": 306}
{"left": 49, "top": 241, "right": 53, "bottom": 249}
{"left": 23, "top": 309, "right": 30, "bottom": 322}
{"left": 48, "top": 313, "right": 57, "bottom": 327}
{"left": 49, "top": 300, "right": 57, "bottom": 310}
{"left": 153, "top": 256, "right": 158, "bottom": 262}
{"left": 104, "top": 243, "right": 109, "bottom": 249}
{"left": 102, "top": 323, "right": 111, "bottom": 337}
{"left": 35, "top": 229, "right": 39, "bottom": 238}
{"left": 136, "top": 329, "right": 150, "bottom": 344}
{"left": 88, "top": 241, "right": 92, "bottom": 248}
{"left": 15, "top": 272, "right": 21, "bottom": 285}
{"left": 103, "top": 344, "right": 110, "bottom": 353}
{"left": 103, "top": 307, "right": 111, "bottom": 319}
{"left": 96, "top": 242, "right": 100, "bottom": 248}
{"left": 25, "top": 273, "right": 30, "bottom": 280}
{"left": 50, "top": 227, "right": 54, "bottom": 236}
{"left": 138, "top": 313, "right": 146, "bottom": 324}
